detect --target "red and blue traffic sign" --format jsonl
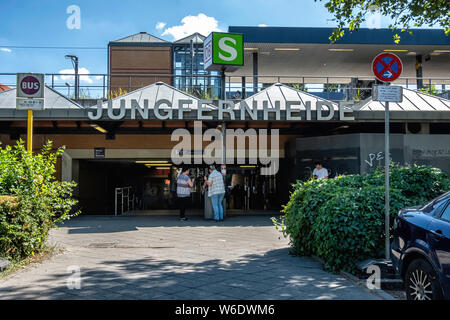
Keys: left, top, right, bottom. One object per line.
{"left": 372, "top": 52, "right": 403, "bottom": 82}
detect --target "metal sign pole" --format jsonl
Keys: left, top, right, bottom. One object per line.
{"left": 384, "top": 100, "right": 390, "bottom": 259}
{"left": 27, "top": 109, "right": 33, "bottom": 152}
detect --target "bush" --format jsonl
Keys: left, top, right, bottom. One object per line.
{"left": 0, "top": 140, "right": 79, "bottom": 260}
{"left": 277, "top": 164, "right": 450, "bottom": 273}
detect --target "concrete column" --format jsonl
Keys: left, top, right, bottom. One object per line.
{"left": 72, "top": 159, "right": 80, "bottom": 197}
{"left": 416, "top": 55, "right": 423, "bottom": 89}
{"left": 61, "top": 152, "right": 73, "bottom": 182}
{"left": 253, "top": 52, "right": 258, "bottom": 94}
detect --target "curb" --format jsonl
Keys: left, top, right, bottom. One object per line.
{"left": 340, "top": 271, "right": 397, "bottom": 300}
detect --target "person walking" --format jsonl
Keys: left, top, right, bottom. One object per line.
{"left": 204, "top": 165, "right": 225, "bottom": 222}
{"left": 177, "top": 166, "right": 193, "bottom": 221}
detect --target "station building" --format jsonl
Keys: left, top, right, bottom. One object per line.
{"left": 0, "top": 27, "right": 449, "bottom": 216}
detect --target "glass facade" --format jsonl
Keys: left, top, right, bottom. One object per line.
{"left": 173, "top": 43, "right": 222, "bottom": 99}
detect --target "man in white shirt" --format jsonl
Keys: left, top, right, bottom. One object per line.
{"left": 313, "top": 161, "right": 329, "bottom": 180}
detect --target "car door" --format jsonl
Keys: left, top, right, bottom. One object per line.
{"left": 428, "top": 200, "right": 450, "bottom": 289}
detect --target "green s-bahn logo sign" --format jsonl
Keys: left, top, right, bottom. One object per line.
{"left": 204, "top": 32, "right": 244, "bottom": 71}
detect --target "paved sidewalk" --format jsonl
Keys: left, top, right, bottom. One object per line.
{"left": 0, "top": 215, "right": 379, "bottom": 300}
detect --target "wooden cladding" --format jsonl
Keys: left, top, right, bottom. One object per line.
{"left": 109, "top": 46, "right": 172, "bottom": 93}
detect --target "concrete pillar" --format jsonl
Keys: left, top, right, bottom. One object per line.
{"left": 416, "top": 55, "right": 423, "bottom": 89}
{"left": 253, "top": 52, "right": 258, "bottom": 94}
{"left": 72, "top": 159, "right": 80, "bottom": 197}
{"left": 61, "top": 152, "right": 72, "bottom": 182}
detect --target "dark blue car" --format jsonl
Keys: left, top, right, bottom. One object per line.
{"left": 391, "top": 191, "right": 450, "bottom": 300}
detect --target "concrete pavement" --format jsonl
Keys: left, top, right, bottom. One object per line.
{"left": 0, "top": 215, "right": 379, "bottom": 300}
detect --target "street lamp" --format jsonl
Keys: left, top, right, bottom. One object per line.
{"left": 65, "top": 55, "right": 79, "bottom": 99}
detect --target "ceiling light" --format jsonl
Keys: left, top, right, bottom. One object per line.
{"left": 135, "top": 160, "right": 169, "bottom": 164}
{"left": 244, "top": 48, "right": 258, "bottom": 51}
{"left": 328, "top": 48, "right": 354, "bottom": 52}
{"left": 155, "top": 167, "right": 171, "bottom": 170}
{"left": 274, "top": 48, "right": 300, "bottom": 51}
{"left": 433, "top": 50, "right": 450, "bottom": 53}
{"left": 383, "top": 49, "right": 408, "bottom": 52}
{"left": 240, "top": 165, "right": 257, "bottom": 168}
{"left": 90, "top": 124, "right": 108, "bottom": 133}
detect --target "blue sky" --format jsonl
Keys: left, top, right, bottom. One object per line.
{"left": 0, "top": 0, "right": 399, "bottom": 89}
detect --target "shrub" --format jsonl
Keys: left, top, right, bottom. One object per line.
{"left": 277, "top": 164, "right": 450, "bottom": 273}
{"left": 0, "top": 140, "right": 79, "bottom": 260}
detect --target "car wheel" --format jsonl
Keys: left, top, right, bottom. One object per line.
{"left": 405, "top": 258, "right": 443, "bottom": 300}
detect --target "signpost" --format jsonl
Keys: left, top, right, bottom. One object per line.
{"left": 372, "top": 53, "right": 403, "bottom": 260}
{"left": 16, "top": 73, "right": 45, "bottom": 152}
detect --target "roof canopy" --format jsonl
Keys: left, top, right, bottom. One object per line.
{"left": 101, "top": 82, "right": 213, "bottom": 110}
{"left": 173, "top": 33, "right": 205, "bottom": 45}
{"left": 110, "top": 32, "right": 170, "bottom": 44}
{"left": 235, "top": 83, "right": 338, "bottom": 110}
{"left": 0, "top": 86, "right": 83, "bottom": 110}
{"left": 228, "top": 27, "right": 450, "bottom": 81}
{"left": 0, "top": 82, "right": 449, "bottom": 121}
{"left": 355, "top": 88, "right": 450, "bottom": 111}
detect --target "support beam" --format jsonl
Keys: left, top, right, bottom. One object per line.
{"left": 253, "top": 52, "right": 258, "bottom": 95}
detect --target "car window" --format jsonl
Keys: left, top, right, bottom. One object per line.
{"left": 431, "top": 201, "right": 447, "bottom": 216}
{"left": 422, "top": 193, "right": 450, "bottom": 213}
{"left": 440, "top": 203, "right": 450, "bottom": 222}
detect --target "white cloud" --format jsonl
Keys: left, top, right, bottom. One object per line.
{"left": 0, "top": 47, "right": 12, "bottom": 53}
{"left": 155, "top": 22, "right": 166, "bottom": 30}
{"left": 162, "top": 13, "right": 222, "bottom": 40}
{"left": 57, "top": 67, "right": 95, "bottom": 83}
{"left": 258, "top": 24, "right": 267, "bottom": 27}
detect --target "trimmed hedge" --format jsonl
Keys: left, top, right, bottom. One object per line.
{"left": 0, "top": 140, "right": 79, "bottom": 260}
{"left": 276, "top": 165, "right": 450, "bottom": 273}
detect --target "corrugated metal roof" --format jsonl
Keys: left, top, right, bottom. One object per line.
{"left": 354, "top": 88, "right": 450, "bottom": 112}
{"left": 102, "top": 82, "right": 214, "bottom": 110}
{"left": 235, "top": 83, "right": 339, "bottom": 110}
{"left": 0, "top": 86, "right": 84, "bottom": 110}
{"left": 173, "top": 33, "right": 206, "bottom": 44}
{"left": 111, "top": 32, "right": 170, "bottom": 44}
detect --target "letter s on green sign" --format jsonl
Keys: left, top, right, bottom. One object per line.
{"left": 218, "top": 37, "right": 237, "bottom": 62}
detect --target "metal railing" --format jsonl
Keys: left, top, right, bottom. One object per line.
{"left": 114, "top": 186, "right": 134, "bottom": 216}
{"left": 1, "top": 72, "right": 448, "bottom": 101}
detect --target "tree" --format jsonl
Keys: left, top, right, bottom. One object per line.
{"left": 317, "top": 0, "right": 450, "bottom": 43}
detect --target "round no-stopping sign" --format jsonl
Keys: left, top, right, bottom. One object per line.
{"left": 372, "top": 52, "right": 403, "bottom": 82}
{"left": 20, "top": 76, "right": 41, "bottom": 95}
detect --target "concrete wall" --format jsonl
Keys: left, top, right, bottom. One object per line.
{"left": 404, "top": 134, "right": 450, "bottom": 174}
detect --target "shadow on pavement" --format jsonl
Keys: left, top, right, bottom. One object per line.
{"left": 0, "top": 247, "right": 378, "bottom": 300}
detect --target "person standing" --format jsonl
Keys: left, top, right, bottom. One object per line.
{"left": 204, "top": 165, "right": 226, "bottom": 222}
{"left": 313, "top": 161, "right": 329, "bottom": 180}
{"left": 177, "top": 166, "right": 193, "bottom": 221}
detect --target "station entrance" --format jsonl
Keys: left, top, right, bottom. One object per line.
{"left": 77, "top": 159, "right": 282, "bottom": 216}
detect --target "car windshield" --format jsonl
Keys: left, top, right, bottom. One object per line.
{"left": 422, "top": 191, "right": 450, "bottom": 213}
